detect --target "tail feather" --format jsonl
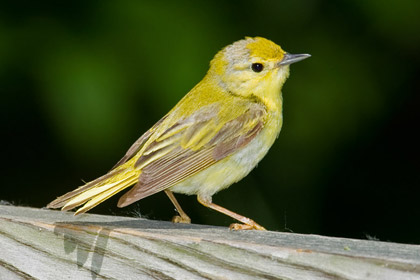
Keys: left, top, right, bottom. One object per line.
{"left": 61, "top": 181, "right": 122, "bottom": 212}
{"left": 73, "top": 173, "right": 139, "bottom": 215}
{"left": 47, "top": 170, "right": 121, "bottom": 209}
{"left": 47, "top": 168, "right": 141, "bottom": 214}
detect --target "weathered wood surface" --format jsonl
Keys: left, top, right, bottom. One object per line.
{"left": 0, "top": 205, "right": 419, "bottom": 280}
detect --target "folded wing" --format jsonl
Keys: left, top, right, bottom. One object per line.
{"left": 117, "top": 102, "right": 267, "bottom": 207}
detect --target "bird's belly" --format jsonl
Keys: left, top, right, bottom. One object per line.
{"left": 169, "top": 112, "right": 282, "bottom": 197}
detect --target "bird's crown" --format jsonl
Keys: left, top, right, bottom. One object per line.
{"left": 210, "top": 37, "right": 286, "bottom": 75}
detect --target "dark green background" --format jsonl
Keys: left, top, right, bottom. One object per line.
{"left": 2, "top": 1, "right": 419, "bottom": 244}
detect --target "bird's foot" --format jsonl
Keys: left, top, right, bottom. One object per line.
{"left": 229, "top": 221, "right": 266, "bottom": 231}
{"left": 172, "top": 215, "right": 191, "bottom": 224}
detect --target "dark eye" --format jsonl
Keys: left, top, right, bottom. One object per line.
{"left": 251, "top": 63, "right": 264, "bottom": 72}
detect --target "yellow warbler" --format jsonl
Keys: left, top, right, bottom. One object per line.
{"left": 47, "top": 37, "right": 310, "bottom": 230}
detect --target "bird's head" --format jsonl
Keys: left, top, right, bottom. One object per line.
{"left": 209, "top": 37, "right": 310, "bottom": 99}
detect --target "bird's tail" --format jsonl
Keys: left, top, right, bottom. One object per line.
{"left": 47, "top": 168, "right": 141, "bottom": 215}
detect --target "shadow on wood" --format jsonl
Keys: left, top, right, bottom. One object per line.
{"left": 1, "top": 205, "right": 420, "bottom": 279}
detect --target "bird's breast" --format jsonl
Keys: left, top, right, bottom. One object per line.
{"left": 169, "top": 109, "right": 283, "bottom": 197}
{"left": 231, "top": 109, "right": 282, "bottom": 170}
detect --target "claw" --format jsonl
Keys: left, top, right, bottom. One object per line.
{"left": 172, "top": 215, "right": 191, "bottom": 224}
{"left": 229, "top": 222, "right": 266, "bottom": 231}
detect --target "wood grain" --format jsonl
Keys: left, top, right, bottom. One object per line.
{"left": 1, "top": 205, "right": 419, "bottom": 279}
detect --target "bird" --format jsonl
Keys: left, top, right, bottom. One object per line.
{"left": 47, "top": 36, "right": 310, "bottom": 230}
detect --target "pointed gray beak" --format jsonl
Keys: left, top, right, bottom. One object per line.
{"left": 278, "top": 53, "right": 311, "bottom": 66}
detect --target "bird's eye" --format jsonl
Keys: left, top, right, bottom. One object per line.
{"left": 251, "top": 63, "right": 264, "bottom": 73}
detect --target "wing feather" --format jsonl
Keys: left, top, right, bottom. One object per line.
{"left": 117, "top": 102, "right": 267, "bottom": 207}
{"left": 112, "top": 115, "right": 168, "bottom": 169}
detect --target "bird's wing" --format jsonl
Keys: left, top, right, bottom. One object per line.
{"left": 117, "top": 102, "right": 267, "bottom": 207}
{"left": 112, "top": 115, "right": 168, "bottom": 169}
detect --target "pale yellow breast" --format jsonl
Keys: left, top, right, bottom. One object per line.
{"left": 169, "top": 109, "right": 283, "bottom": 198}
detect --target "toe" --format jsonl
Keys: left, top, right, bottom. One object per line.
{"left": 172, "top": 215, "right": 191, "bottom": 224}
{"left": 229, "top": 223, "right": 266, "bottom": 231}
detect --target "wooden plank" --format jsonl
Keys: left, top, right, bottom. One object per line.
{"left": 0, "top": 205, "right": 419, "bottom": 279}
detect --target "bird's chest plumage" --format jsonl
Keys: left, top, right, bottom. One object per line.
{"left": 169, "top": 109, "right": 282, "bottom": 197}
{"left": 231, "top": 110, "right": 282, "bottom": 170}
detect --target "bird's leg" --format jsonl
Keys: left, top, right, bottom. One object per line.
{"left": 165, "top": 190, "right": 191, "bottom": 223}
{"left": 197, "top": 195, "right": 266, "bottom": 230}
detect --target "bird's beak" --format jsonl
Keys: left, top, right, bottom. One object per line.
{"left": 278, "top": 53, "right": 311, "bottom": 66}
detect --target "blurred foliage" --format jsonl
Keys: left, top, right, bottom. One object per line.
{"left": 1, "top": 0, "right": 419, "bottom": 243}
